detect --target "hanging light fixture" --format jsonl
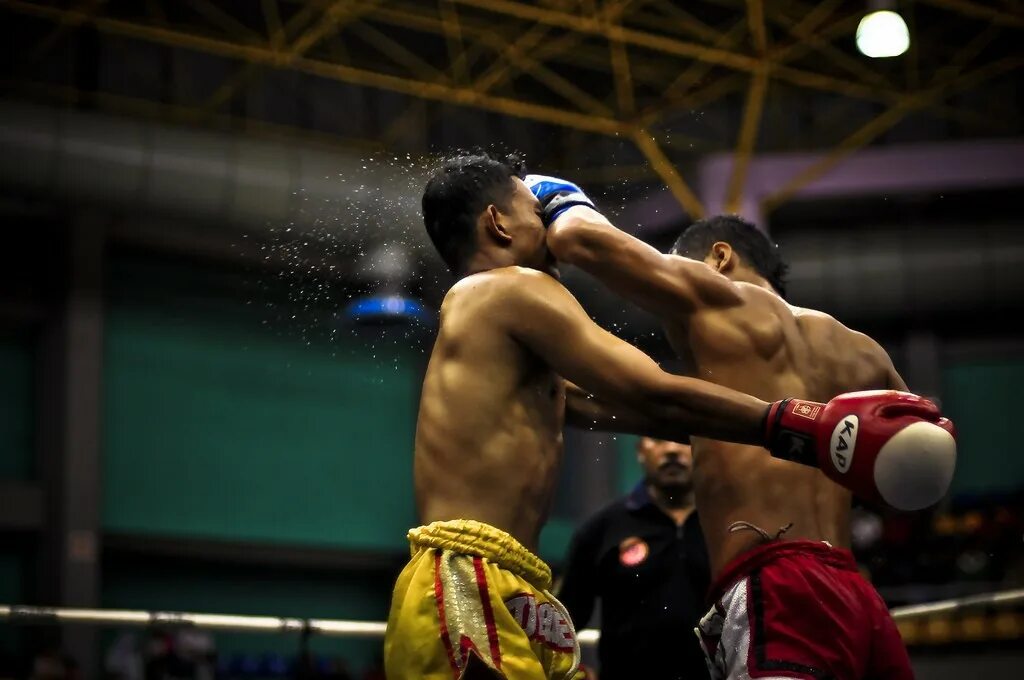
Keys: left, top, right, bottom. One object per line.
{"left": 856, "top": 1, "right": 910, "bottom": 58}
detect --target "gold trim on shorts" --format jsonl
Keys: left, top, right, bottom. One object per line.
{"left": 408, "top": 519, "right": 553, "bottom": 591}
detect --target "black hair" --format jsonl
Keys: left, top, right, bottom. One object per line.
{"left": 421, "top": 151, "right": 527, "bottom": 274}
{"left": 671, "top": 215, "right": 789, "bottom": 297}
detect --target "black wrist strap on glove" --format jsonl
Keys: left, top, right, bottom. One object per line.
{"left": 763, "top": 399, "right": 817, "bottom": 467}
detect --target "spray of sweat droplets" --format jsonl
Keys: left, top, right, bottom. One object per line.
{"left": 243, "top": 152, "right": 438, "bottom": 382}
{"left": 247, "top": 140, "right": 671, "bottom": 378}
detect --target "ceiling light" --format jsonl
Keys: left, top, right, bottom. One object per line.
{"left": 856, "top": 9, "right": 910, "bottom": 58}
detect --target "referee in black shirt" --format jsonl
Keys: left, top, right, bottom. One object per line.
{"left": 557, "top": 437, "right": 711, "bottom": 680}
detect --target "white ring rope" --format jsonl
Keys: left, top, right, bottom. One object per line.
{"left": 2, "top": 588, "right": 1022, "bottom": 647}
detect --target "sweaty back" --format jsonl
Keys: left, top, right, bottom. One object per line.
{"left": 666, "top": 282, "right": 897, "bottom": 575}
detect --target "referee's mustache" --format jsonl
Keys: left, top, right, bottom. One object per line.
{"left": 658, "top": 458, "right": 689, "bottom": 471}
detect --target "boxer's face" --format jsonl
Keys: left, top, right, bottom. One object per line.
{"left": 638, "top": 437, "right": 693, "bottom": 491}
{"left": 499, "top": 177, "right": 558, "bottom": 277}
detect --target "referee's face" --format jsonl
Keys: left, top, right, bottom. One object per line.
{"left": 637, "top": 437, "right": 693, "bottom": 491}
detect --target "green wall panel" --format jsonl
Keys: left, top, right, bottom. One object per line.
{"left": 0, "top": 335, "right": 33, "bottom": 480}
{"left": 538, "top": 517, "right": 574, "bottom": 565}
{"left": 0, "top": 551, "right": 24, "bottom": 603}
{"left": 103, "top": 307, "right": 418, "bottom": 550}
{"left": 942, "top": 359, "right": 1024, "bottom": 496}
{"left": 616, "top": 434, "right": 641, "bottom": 495}
{"left": 103, "top": 256, "right": 420, "bottom": 551}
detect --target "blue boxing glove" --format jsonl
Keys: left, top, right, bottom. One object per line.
{"left": 524, "top": 174, "right": 597, "bottom": 226}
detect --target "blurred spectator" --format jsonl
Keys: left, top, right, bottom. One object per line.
{"left": 102, "top": 629, "right": 216, "bottom": 680}
{"left": 852, "top": 492, "right": 1024, "bottom": 605}
{"left": 105, "top": 633, "right": 144, "bottom": 680}
{"left": 260, "top": 653, "right": 288, "bottom": 678}
{"left": 29, "top": 646, "right": 77, "bottom": 680}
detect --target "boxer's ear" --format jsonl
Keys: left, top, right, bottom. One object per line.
{"left": 483, "top": 204, "right": 513, "bottom": 245}
{"left": 709, "top": 241, "right": 735, "bottom": 273}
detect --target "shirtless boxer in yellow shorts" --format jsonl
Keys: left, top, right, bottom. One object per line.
{"left": 383, "top": 154, "right": 938, "bottom": 680}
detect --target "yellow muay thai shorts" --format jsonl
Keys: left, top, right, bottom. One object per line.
{"left": 384, "top": 519, "right": 583, "bottom": 680}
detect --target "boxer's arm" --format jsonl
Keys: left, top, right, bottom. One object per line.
{"left": 547, "top": 206, "right": 743, "bottom": 318}
{"left": 565, "top": 380, "right": 637, "bottom": 429}
{"left": 501, "top": 271, "right": 767, "bottom": 444}
{"left": 565, "top": 381, "right": 685, "bottom": 439}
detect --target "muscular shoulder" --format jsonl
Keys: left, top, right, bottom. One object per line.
{"left": 445, "top": 267, "right": 559, "bottom": 308}
{"left": 793, "top": 307, "right": 898, "bottom": 386}
{"left": 801, "top": 311, "right": 888, "bottom": 365}
{"left": 442, "top": 267, "right": 569, "bottom": 338}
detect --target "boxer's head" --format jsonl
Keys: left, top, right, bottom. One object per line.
{"left": 637, "top": 437, "right": 693, "bottom": 496}
{"left": 422, "top": 152, "right": 555, "bottom": 278}
{"left": 671, "top": 215, "right": 788, "bottom": 298}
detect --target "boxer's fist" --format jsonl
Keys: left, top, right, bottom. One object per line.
{"left": 524, "top": 174, "right": 597, "bottom": 226}
{"left": 764, "top": 391, "right": 957, "bottom": 511}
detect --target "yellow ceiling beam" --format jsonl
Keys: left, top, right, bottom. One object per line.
{"left": 631, "top": 128, "right": 705, "bottom": 218}
{"left": 449, "top": 0, "right": 896, "bottom": 102}
{"left": 1, "top": 0, "right": 628, "bottom": 136}
{"left": 725, "top": 67, "right": 769, "bottom": 214}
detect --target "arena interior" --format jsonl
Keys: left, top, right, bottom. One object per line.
{"left": 0, "top": 1, "right": 1022, "bottom": 678}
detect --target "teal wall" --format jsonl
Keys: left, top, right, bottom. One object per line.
{"left": 942, "top": 359, "right": 1024, "bottom": 496}
{"left": 102, "top": 258, "right": 419, "bottom": 551}
{"left": 0, "top": 334, "right": 33, "bottom": 480}
{"left": 0, "top": 553, "right": 23, "bottom": 603}
{"left": 102, "top": 309, "right": 418, "bottom": 550}
{"left": 538, "top": 518, "right": 574, "bottom": 563}
{"left": 616, "top": 434, "right": 641, "bottom": 495}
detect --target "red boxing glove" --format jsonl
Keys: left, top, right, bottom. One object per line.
{"left": 763, "top": 390, "right": 957, "bottom": 511}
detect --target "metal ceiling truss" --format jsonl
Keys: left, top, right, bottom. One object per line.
{"left": 4, "top": 0, "right": 1021, "bottom": 217}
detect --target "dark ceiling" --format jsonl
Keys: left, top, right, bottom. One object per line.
{"left": 2, "top": 0, "right": 1020, "bottom": 217}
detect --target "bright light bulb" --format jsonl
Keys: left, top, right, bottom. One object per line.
{"left": 856, "top": 10, "right": 910, "bottom": 58}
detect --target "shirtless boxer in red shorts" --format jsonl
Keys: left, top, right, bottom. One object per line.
{"left": 528, "top": 176, "right": 957, "bottom": 680}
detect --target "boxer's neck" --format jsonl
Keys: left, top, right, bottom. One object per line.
{"left": 726, "top": 267, "right": 775, "bottom": 295}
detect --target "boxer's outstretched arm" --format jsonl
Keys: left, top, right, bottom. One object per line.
{"left": 547, "top": 206, "right": 743, "bottom": 319}
{"left": 499, "top": 270, "right": 767, "bottom": 445}
{"left": 564, "top": 381, "right": 685, "bottom": 440}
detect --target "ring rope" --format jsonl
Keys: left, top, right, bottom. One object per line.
{"left": 2, "top": 588, "right": 1022, "bottom": 646}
